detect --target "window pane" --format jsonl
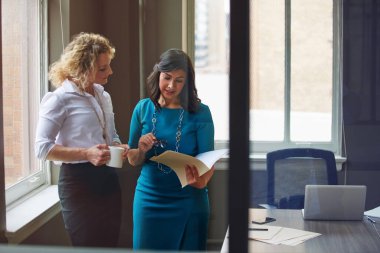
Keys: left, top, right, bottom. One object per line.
{"left": 195, "top": 0, "right": 229, "bottom": 141}
{"left": 250, "top": 0, "right": 285, "bottom": 141}
{"left": 196, "top": 0, "right": 338, "bottom": 152}
{"left": 290, "top": 0, "right": 333, "bottom": 142}
{"left": 2, "top": 0, "right": 42, "bottom": 188}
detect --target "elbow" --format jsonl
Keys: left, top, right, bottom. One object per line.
{"left": 35, "top": 141, "right": 54, "bottom": 161}
{"left": 35, "top": 144, "right": 46, "bottom": 160}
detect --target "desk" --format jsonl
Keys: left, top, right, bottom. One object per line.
{"left": 221, "top": 208, "right": 380, "bottom": 253}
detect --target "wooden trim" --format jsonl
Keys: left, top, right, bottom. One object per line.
{"left": 0, "top": 0, "right": 9, "bottom": 243}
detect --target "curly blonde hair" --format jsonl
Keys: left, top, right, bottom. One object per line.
{"left": 48, "top": 32, "right": 115, "bottom": 90}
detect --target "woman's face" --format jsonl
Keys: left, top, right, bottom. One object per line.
{"left": 93, "top": 53, "right": 113, "bottom": 85}
{"left": 159, "top": 69, "right": 186, "bottom": 105}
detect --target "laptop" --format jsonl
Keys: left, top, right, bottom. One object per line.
{"left": 302, "top": 185, "right": 366, "bottom": 221}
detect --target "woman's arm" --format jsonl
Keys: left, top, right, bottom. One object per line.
{"left": 127, "top": 148, "right": 146, "bottom": 166}
{"left": 47, "top": 144, "right": 111, "bottom": 166}
{"left": 187, "top": 104, "right": 216, "bottom": 188}
{"left": 127, "top": 133, "right": 156, "bottom": 166}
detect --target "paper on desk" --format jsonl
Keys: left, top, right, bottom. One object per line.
{"left": 364, "top": 206, "right": 380, "bottom": 218}
{"left": 150, "top": 149, "right": 228, "bottom": 187}
{"left": 280, "top": 233, "right": 321, "bottom": 246}
{"left": 248, "top": 225, "right": 282, "bottom": 240}
{"left": 254, "top": 226, "right": 321, "bottom": 246}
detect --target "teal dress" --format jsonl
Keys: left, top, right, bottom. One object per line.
{"left": 128, "top": 98, "right": 214, "bottom": 250}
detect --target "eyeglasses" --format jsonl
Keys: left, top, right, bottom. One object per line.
{"left": 153, "top": 139, "right": 167, "bottom": 149}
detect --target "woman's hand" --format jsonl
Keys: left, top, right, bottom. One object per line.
{"left": 85, "top": 144, "right": 111, "bottom": 166}
{"left": 138, "top": 133, "right": 157, "bottom": 153}
{"left": 185, "top": 165, "right": 215, "bottom": 189}
{"left": 113, "top": 143, "right": 130, "bottom": 161}
{"left": 127, "top": 133, "right": 157, "bottom": 167}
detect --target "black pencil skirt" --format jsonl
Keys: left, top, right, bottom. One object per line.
{"left": 58, "top": 162, "right": 122, "bottom": 247}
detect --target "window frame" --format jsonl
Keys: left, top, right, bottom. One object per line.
{"left": 191, "top": 0, "right": 343, "bottom": 155}
{"left": 4, "top": 0, "right": 50, "bottom": 206}
{"left": 251, "top": 0, "right": 343, "bottom": 155}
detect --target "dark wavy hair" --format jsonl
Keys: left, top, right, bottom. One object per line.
{"left": 146, "top": 48, "right": 201, "bottom": 113}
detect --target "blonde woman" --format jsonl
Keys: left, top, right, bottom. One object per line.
{"left": 35, "top": 32, "right": 128, "bottom": 247}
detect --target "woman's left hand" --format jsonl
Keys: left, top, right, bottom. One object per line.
{"left": 185, "top": 165, "right": 215, "bottom": 189}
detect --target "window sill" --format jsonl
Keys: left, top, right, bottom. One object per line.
{"left": 6, "top": 185, "right": 61, "bottom": 244}
{"left": 215, "top": 154, "right": 346, "bottom": 171}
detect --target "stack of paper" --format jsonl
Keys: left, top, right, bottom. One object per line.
{"left": 364, "top": 206, "right": 380, "bottom": 218}
{"left": 248, "top": 224, "right": 321, "bottom": 246}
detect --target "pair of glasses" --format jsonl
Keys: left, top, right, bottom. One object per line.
{"left": 153, "top": 139, "right": 167, "bottom": 148}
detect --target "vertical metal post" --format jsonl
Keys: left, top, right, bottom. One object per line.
{"left": 229, "top": 0, "right": 250, "bottom": 252}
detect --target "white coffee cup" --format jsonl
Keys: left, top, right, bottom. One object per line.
{"left": 106, "top": 146, "right": 124, "bottom": 168}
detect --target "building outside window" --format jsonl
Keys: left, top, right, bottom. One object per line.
{"left": 195, "top": 0, "right": 342, "bottom": 154}
{"left": 1, "top": 0, "right": 48, "bottom": 205}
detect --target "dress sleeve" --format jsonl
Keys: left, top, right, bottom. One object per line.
{"left": 196, "top": 104, "right": 215, "bottom": 154}
{"left": 35, "top": 92, "right": 67, "bottom": 160}
{"left": 128, "top": 101, "right": 143, "bottom": 149}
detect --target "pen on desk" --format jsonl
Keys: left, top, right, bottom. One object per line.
{"left": 249, "top": 228, "right": 269, "bottom": 231}
{"left": 367, "top": 216, "right": 376, "bottom": 223}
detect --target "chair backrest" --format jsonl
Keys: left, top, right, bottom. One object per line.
{"left": 266, "top": 148, "right": 338, "bottom": 209}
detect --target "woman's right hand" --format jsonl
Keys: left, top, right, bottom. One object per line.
{"left": 126, "top": 133, "right": 157, "bottom": 167}
{"left": 137, "top": 133, "right": 157, "bottom": 154}
{"left": 85, "top": 144, "right": 110, "bottom": 166}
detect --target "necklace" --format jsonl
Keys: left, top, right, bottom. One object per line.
{"left": 152, "top": 108, "right": 185, "bottom": 174}
{"left": 88, "top": 91, "right": 108, "bottom": 144}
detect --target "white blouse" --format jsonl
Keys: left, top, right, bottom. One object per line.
{"left": 35, "top": 79, "right": 121, "bottom": 163}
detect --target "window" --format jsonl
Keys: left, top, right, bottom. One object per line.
{"left": 2, "top": 0, "right": 48, "bottom": 205}
{"left": 194, "top": 0, "right": 230, "bottom": 145}
{"left": 194, "top": 0, "right": 342, "bottom": 154}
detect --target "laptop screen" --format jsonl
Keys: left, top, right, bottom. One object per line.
{"left": 302, "top": 185, "right": 366, "bottom": 221}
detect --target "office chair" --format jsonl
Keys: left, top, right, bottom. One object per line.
{"left": 266, "top": 148, "right": 338, "bottom": 209}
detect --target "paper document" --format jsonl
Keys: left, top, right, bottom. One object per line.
{"left": 258, "top": 227, "right": 321, "bottom": 246}
{"left": 222, "top": 224, "right": 320, "bottom": 252}
{"left": 150, "top": 149, "right": 229, "bottom": 187}
{"left": 246, "top": 224, "right": 321, "bottom": 246}
{"left": 364, "top": 206, "right": 380, "bottom": 218}
{"left": 248, "top": 225, "right": 282, "bottom": 240}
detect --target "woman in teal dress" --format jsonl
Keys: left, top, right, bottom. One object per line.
{"left": 127, "top": 48, "right": 215, "bottom": 250}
